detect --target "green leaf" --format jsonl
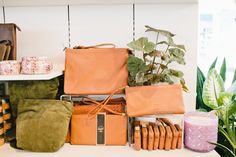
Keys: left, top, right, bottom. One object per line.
{"left": 208, "top": 57, "right": 218, "bottom": 73}
{"left": 180, "top": 78, "right": 189, "bottom": 92}
{"left": 127, "top": 37, "right": 155, "bottom": 53}
{"left": 176, "top": 45, "right": 186, "bottom": 51}
{"left": 149, "top": 50, "right": 162, "bottom": 57}
{"left": 127, "top": 55, "right": 148, "bottom": 77}
{"left": 218, "top": 126, "right": 236, "bottom": 149}
{"left": 202, "top": 69, "right": 225, "bottom": 109}
{"left": 217, "top": 92, "right": 234, "bottom": 106}
{"left": 135, "top": 72, "right": 147, "bottom": 84}
{"left": 232, "top": 69, "right": 236, "bottom": 84}
{"left": 144, "top": 25, "right": 175, "bottom": 37}
{"left": 220, "top": 58, "right": 226, "bottom": 82}
{"left": 157, "top": 41, "right": 186, "bottom": 51}
{"left": 196, "top": 67, "right": 212, "bottom": 111}
{"left": 169, "top": 48, "right": 186, "bottom": 65}
{"left": 164, "top": 69, "right": 184, "bottom": 78}
{"left": 208, "top": 142, "right": 236, "bottom": 157}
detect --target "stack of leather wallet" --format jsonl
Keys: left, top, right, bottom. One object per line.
{"left": 0, "top": 103, "right": 4, "bottom": 146}
{"left": 133, "top": 118, "right": 182, "bottom": 151}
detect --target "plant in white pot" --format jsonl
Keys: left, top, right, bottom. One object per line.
{"left": 125, "top": 25, "right": 187, "bottom": 117}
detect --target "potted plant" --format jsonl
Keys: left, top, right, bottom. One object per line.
{"left": 197, "top": 58, "right": 236, "bottom": 157}
{"left": 125, "top": 25, "right": 187, "bottom": 117}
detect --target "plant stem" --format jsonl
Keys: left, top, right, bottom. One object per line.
{"left": 150, "top": 33, "right": 160, "bottom": 74}
{"left": 143, "top": 52, "right": 146, "bottom": 62}
{"left": 157, "top": 45, "right": 170, "bottom": 74}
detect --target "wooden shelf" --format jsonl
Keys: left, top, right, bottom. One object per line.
{"left": 0, "top": 0, "right": 198, "bottom": 7}
{"left": 0, "top": 143, "right": 219, "bottom": 157}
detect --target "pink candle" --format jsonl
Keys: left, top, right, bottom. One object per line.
{"left": 184, "top": 112, "right": 218, "bottom": 152}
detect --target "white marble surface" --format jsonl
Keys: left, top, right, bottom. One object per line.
{"left": 0, "top": 143, "right": 220, "bottom": 157}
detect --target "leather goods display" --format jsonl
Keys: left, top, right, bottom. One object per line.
{"left": 132, "top": 118, "right": 183, "bottom": 151}
{"left": 21, "top": 56, "right": 53, "bottom": 74}
{"left": 70, "top": 89, "right": 127, "bottom": 145}
{"left": 16, "top": 99, "right": 73, "bottom": 152}
{"left": 125, "top": 84, "right": 185, "bottom": 117}
{"left": 64, "top": 43, "right": 129, "bottom": 95}
{"left": 0, "top": 60, "right": 21, "bottom": 75}
{"left": 0, "top": 23, "right": 21, "bottom": 60}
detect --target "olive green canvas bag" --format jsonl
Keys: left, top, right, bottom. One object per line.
{"left": 16, "top": 99, "right": 73, "bottom": 152}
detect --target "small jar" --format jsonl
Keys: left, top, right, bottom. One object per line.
{"left": 184, "top": 111, "right": 218, "bottom": 152}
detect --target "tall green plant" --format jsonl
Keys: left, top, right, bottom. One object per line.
{"left": 127, "top": 25, "right": 188, "bottom": 91}
{"left": 197, "top": 57, "right": 236, "bottom": 157}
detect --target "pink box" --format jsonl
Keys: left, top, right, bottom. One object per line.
{"left": 0, "top": 60, "right": 21, "bottom": 75}
{"left": 21, "top": 56, "right": 53, "bottom": 74}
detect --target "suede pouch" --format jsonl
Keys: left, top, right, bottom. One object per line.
{"left": 9, "top": 78, "right": 59, "bottom": 117}
{"left": 16, "top": 99, "right": 73, "bottom": 152}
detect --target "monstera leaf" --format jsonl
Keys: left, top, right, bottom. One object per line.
{"left": 127, "top": 37, "right": 155, "bottom": 53}
{"left": 202, "top": 69, "right": 225, "bottom": 109}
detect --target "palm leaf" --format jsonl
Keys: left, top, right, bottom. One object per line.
{"left": 208, "top": 57, "right": 218, "bottom": 73}
{"left": 202, "top": 69, "right": 225, "bottom": 109}
{"left": 220, "top": 58, "right": 226, "bottom": 82}
{"left": 219, "top": 126, "right": 236, "bottom": 149}
{"left": 232, "top": 70, "right": 236, "bottom": 84}
{"left": 196, "top": 67, "right": 212, "bottom": 111}
{"left": 209, "top": 142, "right": 236, "bottom": 157}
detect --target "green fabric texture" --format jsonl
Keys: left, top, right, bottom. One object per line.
{"left": 8, "top": 78, "right": 59, "bottom": 117}
{"left": 16, "top": 99, "right": 73, "bottom": 152}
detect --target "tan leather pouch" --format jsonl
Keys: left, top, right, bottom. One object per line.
{"left": 151, "top": 123, "right": 160, "bottom": 150}
{"left": 175, "top": 124, "right": 183, "bottom": 149}
{"left": 134, "top": 126, "right": 141, "bottom": 151}
{"left": 164, "top": 126, "right": 173, "bottom": 151}
{"left": 64, "top": 44, "right": 129, "bottom": 95}
{"left": 126, "top": 85, "right": 185, "bottom": 117}
{"left": 148, "top": 125, "right": 154, "bottom": 151}
{"left": 160, "top": 118, "right": 178, "bottom": 149}
{"left": 71, "top": 114, "right": 127, "bottom": 145}
{"left": 158, "top": 125, "right": 165, "bottom": 150}
{"left": 141, "top": 125, "right": 148, "bottom": 150}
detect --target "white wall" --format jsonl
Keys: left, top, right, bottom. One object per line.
{"left": 0, "top": 7, "right": 3, "bottom": 22}
{"left": 70, "top": 5, "right": 133, "bottom": 47}
{"left": 135, "top": 4, "right": 198, "bottom": 111}
{"left": 2, "top": 3, "right": 198, "bottom": 111}
{"left": 5, "top": 6, "right": 68, "bottom": 68}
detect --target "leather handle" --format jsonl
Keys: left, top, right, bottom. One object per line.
{"left": 86, "top": 86, "right": 127, "bottom": 119}
{"left": 74, "top": 43, "right": 115, "bottom": 49}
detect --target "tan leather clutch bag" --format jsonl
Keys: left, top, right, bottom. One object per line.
{"left": 126, "top": 84, "right": 185, "bottom": 117}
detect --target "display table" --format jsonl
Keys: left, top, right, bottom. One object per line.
{"left": 0, "top": 144, "right": 220, "bottom": 157}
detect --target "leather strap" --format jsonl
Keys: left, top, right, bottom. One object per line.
{"left": 73, "top": 43, "right": 116, "bottom": 49}
{"left": 83, "top": 86, "right": 127, "bottom": 119}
